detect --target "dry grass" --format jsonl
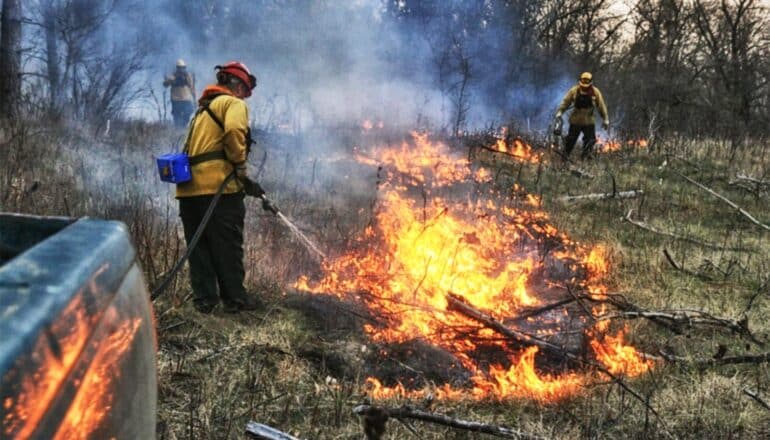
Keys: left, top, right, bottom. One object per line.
{"left": 2, "top": 118, "right": 769, "bottom": 438}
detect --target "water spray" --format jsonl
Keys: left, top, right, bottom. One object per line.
{"left": 259, "top": 195, "right": 327, "bottom": 262}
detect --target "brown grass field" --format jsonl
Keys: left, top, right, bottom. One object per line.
{"left": 1, "top": 120, "right": 769, "bottom": 439}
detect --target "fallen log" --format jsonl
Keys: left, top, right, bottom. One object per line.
{"left": 245, "top": 422, "right": 300, "bottom": 440}
{"left": 677, "top": 171, "right": 770, "bottom": 232}
{"left": 559, "top": 189, "right": 643, "bottom": 203}
{"left": 624, "top": 209, "right": 752, "bottom": 252}
{"left": 353, "top": 404, "right": 544, "bottom": 440}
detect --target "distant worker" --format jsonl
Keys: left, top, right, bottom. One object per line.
{"left": 163, "top": 59, "right": 196, "bottom": 128}
{"left": 554, "top": 72, "right": 609, "bottom": 160}
{"left": 177, "top": 61, "right": 265, "bottom": 313}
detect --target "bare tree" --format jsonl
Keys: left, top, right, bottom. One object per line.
{"left": 0, "top": 0, "right": 22, "bottom": 118}
{"left": 693, "top": 0, "right": 769, "bottom": 140}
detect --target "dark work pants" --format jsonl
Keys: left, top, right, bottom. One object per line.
{"left": 171, "top": 100, "right": 194, "bottom": 128}
{"left": 179, "top": 193, "right": 247, "bottom": 308}
{"left": 564, "top": 124, "right": 597, "bottom": 159}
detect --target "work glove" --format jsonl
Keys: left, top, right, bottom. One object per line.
{"left": 602, "top": 120, "right": 610, "bottom": 131}
{"left": 260, "top": 196, "right": 279, "bottom": 214}
{"left": 241, "top": 176, "right": 266, "bottom": 198}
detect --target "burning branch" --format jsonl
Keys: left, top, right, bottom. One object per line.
{"left": 445, "top": 293, "right": 668, "bottom": 429}
{"left": 353, "top": 404, "right": 545, "bottom": 440}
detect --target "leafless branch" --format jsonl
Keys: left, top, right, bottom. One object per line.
{"left": 676, "top": 171, "right": 770, "bottom": 232}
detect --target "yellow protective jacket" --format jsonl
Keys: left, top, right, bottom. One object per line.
{"left": 163, "top": 70, "right": 195, "bottom": 102}
{"left": 556, "top": 85, "right": 609, "bottom": 126}
{"left": 176, "top": 85, "right": 249, "bottom": 198}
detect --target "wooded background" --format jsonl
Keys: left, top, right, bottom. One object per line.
{"left": 0, "top": 0, "right": 768, "bottom": 142}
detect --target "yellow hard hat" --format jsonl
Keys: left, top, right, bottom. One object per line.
{"left": 176, "top": 59, "right": 186, "bottom": 68}
{"left": 579, "top": 72, "right": 592, "bottom": 85}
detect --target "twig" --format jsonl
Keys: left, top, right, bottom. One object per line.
{"left": 662, "top": 249, "right": 713, "bottom": 281}
{"left": 624, "top": 209, "right": 752, "bottom": 252}
{"left": 353, "top": 405, "right": 544, "bottom": 440}
{"left": 694, "top": 352, "right": 770, "bottom": 367}
{"left": 558, "top": 190, "right": 643, "bottom": 203}
{"left": 743, "top": 388, "right": 770, "bottom": 411}
{"left": 677, "top": 171, "right": 770, "bottom": 232}
{"left": 245, "top": 422, "right": 300, "bottom": 440}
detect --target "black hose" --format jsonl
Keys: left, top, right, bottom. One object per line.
{"left": 150, "top": 172, "right": 235, "bottom": 301}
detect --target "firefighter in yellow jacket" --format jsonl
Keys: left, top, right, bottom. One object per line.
{"left": 163, "top": 59, "right": 196, "bottom": 128}
{"left": 555, "top": 72, "right": 609, "bottom": 160}
{"left": 177, "top": 61, "right": 262, "bottom": 313}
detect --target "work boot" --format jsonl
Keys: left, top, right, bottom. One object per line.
{"left": 223, "top": 295, "right": 263, "bottom": 313}
{"left": 194, "top": 301, "right": 218, "bottom": 314}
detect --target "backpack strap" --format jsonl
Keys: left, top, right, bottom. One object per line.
{"left": 182, "top": 95, "right": 225, "bottom": 156}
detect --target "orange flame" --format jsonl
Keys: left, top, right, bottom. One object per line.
{"left": 490, "top": 137, "right": 542, "bottom": 163}
{"left": 53, "top": 309, "right": 142, "bottom": 439}
{"left": 298, "top": 132, "right": 652, "bottom": 402}
{"left": 598, "top": 137, "right": 648, "bottom": 153}
{"left": 591, "top": 329, "right": 654, "bottom": 376}
{"left": 2, "top": 296, "right": 93, "bottom": 438}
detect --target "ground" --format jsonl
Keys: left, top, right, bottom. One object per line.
{"left": 2, "top": 121, "right": 768, "bottom": 439}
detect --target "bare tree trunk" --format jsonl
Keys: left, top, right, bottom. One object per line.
{"left": 0, "top": 0, "right": 22, "bottom": 118}
{"left": 42, "top": 0, "right": 62, "bottom": 116}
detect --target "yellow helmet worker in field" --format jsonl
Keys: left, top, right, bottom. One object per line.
{"left": 176, "top": 61, "right": 262, "bottom": 314}
{"left": 163, "top": 59, "right": 196, "bottom": 128}
{"left": 554, "top": 72, "right": 609, "bottom": 160}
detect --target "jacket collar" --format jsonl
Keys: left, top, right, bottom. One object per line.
{"left": 198, "top": 85, "right": 237, "bottom": 105}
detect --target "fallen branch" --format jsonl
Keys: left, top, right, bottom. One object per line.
{"left": 353, "top": 404, "right": 544, "bottom": 440}
{"left": 445, "top": 293, "right": 668, "bottom": 431}
{"left": 624, "top": 209, "right": 752, "bottom": 252}
{"left": 730, "top": 174, "right": 770, "bottom": 196}
{"left": 677, "top": 171, "right": 770, "bottom": 232}
{"left": 694, "top": 352, "right": 770, "bottom": 367}
{"left": 559, "top": 190, "right": 643, "bottom": 203}
{"left": 595, "top": 308, "right": 763, "bottom": 346}
{"left": 656, "top": 350, "right": 770, "bottom": 367}
{"left": 662, "top": 249, "right": 713, "bottom": 281}
{"left": 245, "top": 422, "right": 300, "bottom": 440}
{"left": 743, "top": 388, "right": 770, "bottom": 411}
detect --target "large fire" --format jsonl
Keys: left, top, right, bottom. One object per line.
{"left": 296, "top": 132, "right": 652, "bottom": 402}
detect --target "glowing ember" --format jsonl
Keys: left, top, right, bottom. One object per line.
{"left": 297, "top": 132, "right": 652, "bottom": 402}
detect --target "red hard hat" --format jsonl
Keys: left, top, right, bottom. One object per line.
{"left": 215, "top": 61, "right": 257, "bottom": 97}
